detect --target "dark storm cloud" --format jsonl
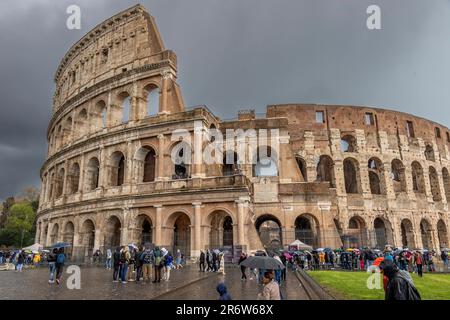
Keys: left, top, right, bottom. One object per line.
{"left": 0, "top": 0, "right": 449, "bottom": 200}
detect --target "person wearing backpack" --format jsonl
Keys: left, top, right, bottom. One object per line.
{"left": 120, "top": 246, "right": 131, "bottom": 284}
{"left": 141, "top": 248, "right": 153, "bottom": 281}
{"left": 153, "top": 247, "right": 163, "bottom": 283}
{"left": 112, "top": 247, "right": 121, "bottom": 282}
{"left": 47, "top": 248, "right": 58, "bottom": 284}
{"left": 55, "top": 248, "right": 66, "bottom": 285}
{"left": 135, "top": 246, "right": 144, "bottom": 282}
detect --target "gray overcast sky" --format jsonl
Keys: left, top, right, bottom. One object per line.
{"left": 0, "top": 0, "right": 449, "bottom": 200}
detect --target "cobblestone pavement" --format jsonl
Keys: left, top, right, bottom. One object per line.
{"left": 156, "top": 267, "right": 309, "bottom": 300}
{"left": 0, "top": 264, "right": 308, "bottom": 300}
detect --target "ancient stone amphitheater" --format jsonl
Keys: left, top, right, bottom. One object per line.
{"left": 36, "top": 5, "right": 450, "bottom": 262}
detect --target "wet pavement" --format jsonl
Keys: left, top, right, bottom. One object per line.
{"left": 156, "top": 267, "right": 308, "bottom": 300}
{"left": 0, "top": 264, "right": 308, "bottom": 300}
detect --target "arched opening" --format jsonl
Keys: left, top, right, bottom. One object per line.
{"left": 368, "top": 158, "right": 385, "bottom": 195}
{"left": 400, "top": 219, "right": 415, "bottom": 248}
{"left": 144, "top": 84, "right": 159, "bottom": 116}
{"left": 429, "top": 166, "right": 442, "bottom": 202}
{"left": 411, "top": 161, "right": 426, "bottom": 193}
{"left": 75, "top": 109, "right": 88, "bottom": 139}
{"left": 172, "top": 213, "right": 191, "bottom": 257}
{"left": 316, "top": 155, "right": 335, "bottom": 187}
{"left": 49, "top": 223, "right": 59, "bottom": 246}
{"left": 55, "top": 168, "right": 65, "bottom": 198}
{"left": 347, "top": 216, "right": 368, "bottom": 248}
{"left": 62, "top": 117, "right": 72, "bottom": 146}
{"left": 222, "top": 152, "right": 239, "bottom": 176}
{"left": 104, "top": 216, "right": 121, "bottom": 250}
{"left": 118, "top": 92, "right": 131, "bottom": 123}
{"left": 420, "top": 219, "right": 432, "bottom": 249}
{"left": 443, "top": 168, "right": 450, "bottom": 202}
{"left": 296, "top": 157, "right": 308, "bottom": 182}
{"left": 68, "top": 163, "right": 80, "bottom": 194}
{"left": 92, "top": 100, "right": 107, "bottom": 130}
{"left": 63, "top": 222, "right": 75, "bottom": 259}
{"left": 208, "top": 211, "right": 234, "bottom": 249}
{"left": 135, "top": 146, "right": 156, "bottom": 183}
{"left": 340, "top": 135, "right": 357, "bottom": 152}
{"left": 374, "top": 218, "right": 393, "bottom": 249}
{"left": 171, "top": 142, "right": 191, "bottom": 179}
{"left": 425, "top": 145, "right": 435, "bottom": 162}
{"left": 85, "top": 157, "right": 100, "bottom": 191}
{"left": 343, "top": 158, "right": 361, "bottom": 194}
{"left": 295, "top": 214, "right": 320, "bottom": 248}
{"left": 391, "top": 159, "right": 407, "bottom": 194}
{"left": 437, "top": 219, "right": 448, "bottom": 249}
{"left": 110, "top": 151, "right": 125, "bottom": 186}
{"left": 81, "top": 219, "right": 95, "bottom": 262}
{"left": 253, "top": 146, "right": 278, "bottom": 177}
{"left": 140, "top": 218, "right": 153, "bottom": 246}
{"left": 255, "top": 215, "right": 282, "bottom": 251}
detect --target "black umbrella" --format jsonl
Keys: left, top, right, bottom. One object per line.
{"left": 239, "top": 256, "right": 285, "bottom": 270}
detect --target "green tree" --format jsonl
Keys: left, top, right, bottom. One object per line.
{"left": 0, "top": 202, "right": 36, "bottom": 247}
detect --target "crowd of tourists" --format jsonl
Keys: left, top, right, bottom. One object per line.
{"left": 0, "top": 249, "right": 43, "bottom": 270}
{"left": 106, "top": 245, "right": 185, "bottom": 284}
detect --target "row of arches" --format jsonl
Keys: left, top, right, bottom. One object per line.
{"left": 311, "top": 155, "right": 450, "bottom": 201}
{"left": 346, "top": 216, "right": 448, "bottom": 250}
{"left": 50, "top": 85, "right": 160, "bottom": 152}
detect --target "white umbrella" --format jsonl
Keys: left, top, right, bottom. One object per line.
{"left": 22, "top": 243, "right": 43, "bottom": 252}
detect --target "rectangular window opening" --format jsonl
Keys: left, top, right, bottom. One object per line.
{"left": 316, "top": 111, "right": 325, "bottom": 124}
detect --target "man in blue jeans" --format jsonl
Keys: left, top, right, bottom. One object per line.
{"left": 48, "top": 249, "right": 57, "bottom": 284}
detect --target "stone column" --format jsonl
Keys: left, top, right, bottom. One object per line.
{"left": 78, "top": 153, "right": 85, "bottom": 194}
{"left": 318, "top": 202, "right": 332, "bottom": 248}
{"left": 192, "top": 123, "right": 205, "bottom": 178}
{"left": 93, "top": 229, "right": 102, "bottom": 252}
{"left": 154, "top": 205, "right": 163, "bottom": 245}
{"left": 98, "top": 145, "right": 106, "bottom": 188}
{"left": 278, "top": 135, "right": 291, "bottom": 183}
{"left": 159, "top": 70, "right": 171, "bottom": 114}
{"left": 193, "top": 202, "right": 202, "bottom": 258}
{"left": 236, "top": 197, "right": 249, "bottom": 246}
{"left": 156, "top": 134, "right": 165, "bottom": 180}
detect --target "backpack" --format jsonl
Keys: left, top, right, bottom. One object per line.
{"left": 56, "top": 253, "right": 65, "bottom": 264}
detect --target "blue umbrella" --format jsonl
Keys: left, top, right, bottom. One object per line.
{"left": 51, "top": 242, "right": 71, "bottom": 249}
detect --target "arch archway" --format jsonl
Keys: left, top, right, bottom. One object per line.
{"left": 144, "top": 83, "right": 159, "bottom": 116}
{"left": 68, "top": 163, "right": 80, "bottom": 194}
{"left": 135, "top": 215, "right": 153, "bottom": 246}
{"left": 80, "top": 219, "right": 95, "bottom": 261}
{"left": 85, "top": 157, "right": 100, "bottom": 191}
{"left": 316, "top": 155, "right": 335, "bottom": 187}
{"left": 437, "top": 219, "right": 448, "bottom": 249}
{"left": 170, "top": 213, "right": 191, "bottom": 257}
{"left": 368, "top": 158, "right": 385, "bottom": 195}
{"left": 411, "top": 161, "right": 426, "bottom": 193}
{"left": 92, "top": 100, "right": 107, "bottom": 130}
{"left": 343, "top": 158, "right": 361, "bottom": 194}
{"left": 391, "top": 159, "right": 407, "bottom": 194}
{"left": 374, "top": 217, "right": 393, "bottom": 249}
{"left": 255, "top": 215, "right": 282, "bottom": 250}
{"left": 207, "top": 211, "right": 234, "bottom": 249}
{"left": 55, "top": 168, "right": 65, "bottom": 198}
{"left": 63, "top": 222, "right": 75, "bottom": 259}
{"left": 425, "top": 145, "right": 435, "bottom": 162}
{"left": 429, "top": 166, "right": 442, "bottom": 202}
{"left": 103, "top": 216, "right": 121, "bottom": 249}
{"left": 253, "top": 146, "right": 278, "bottom": 177}
{"left": 400, "top": 219, "right": 415, "bottom": 248}
{"left": 295, "top": 214, "right": 320, "bottom": 248}
{"left": 135, "top": 146, "right": 156, "bottom": 183}
{"left": 347, "top": 216, "right": 368, "bottom": 247}
{"left": 171, "top": 142, "right": 191, "bottom": 179}
{"left": 49, "top": 223, "right": 59, "bottom": 245}
{"left": 222, "top": 152, "right": 240, "bottom": 176}
{"left": 420, "top": 219, "right": 433, "bottom": 249}
{"left": 443, "top": 168, "right": 450, "bottom": 202}
{"left": 341, "top": 135, "right": 357, "bottom": 152}
{"left": 110, "top": 151, "right": 125, "bottom": 186}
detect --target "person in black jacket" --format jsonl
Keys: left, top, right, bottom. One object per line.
{"left": 238, "top": 252, "right": 247, "bottom": 280}
{"left": 47, "top": 249, "right": 57, "bottom": 284}
{"left": 381, "top": 260, "right": 421, "bottom": 300}
{"left": 199, "top": 250, "right": 206, "bottom": 272}
{"left": 112, "top": 247, "right": 121, "bottom": 282}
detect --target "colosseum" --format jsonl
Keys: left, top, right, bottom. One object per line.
{"left": 36, "top": 4, "right": 450, "bottom": 262}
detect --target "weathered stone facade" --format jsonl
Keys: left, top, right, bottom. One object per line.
{"left": 36, "top": 5, "right": 450, "bottom": 261}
